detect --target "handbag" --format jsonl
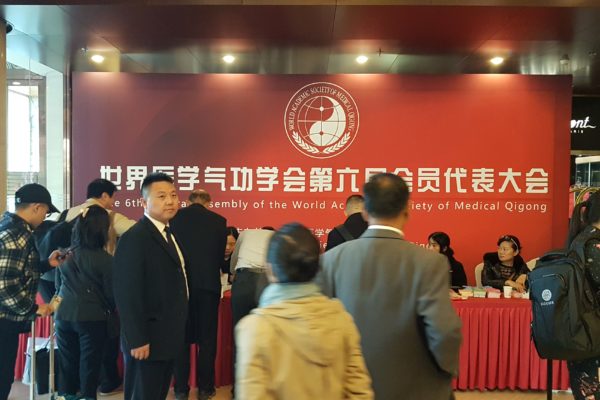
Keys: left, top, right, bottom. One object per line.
{"left": 71, "top": 255, "right": 120, "bottom": 338}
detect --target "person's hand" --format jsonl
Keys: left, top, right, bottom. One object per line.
{"left": 515, "top": 274, "right": 528, "bottom": 292}
{"left": 515, "top": 274, "right": 527, "bottom": 285}
{"left": 48, "top": 250, "right": 64, "bottom": 267}
{"left": 131, "top": 344, "right": 150, "bottom": 360}
{"left": 507, "top": 280, "right": 525, "bottom": 293}
{"left": 36, "top": 304, "right": 52, "bottom": 317}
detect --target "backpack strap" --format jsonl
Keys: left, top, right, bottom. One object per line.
{"left": 334, "top": 224, "right": 355, "bottom": 242}
{"left": 57, "top": 209, "right": 68, "bottom": 222}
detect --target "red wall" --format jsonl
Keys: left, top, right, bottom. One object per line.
{"left": 72, "top": 73, "right": 571, "bottom": 285}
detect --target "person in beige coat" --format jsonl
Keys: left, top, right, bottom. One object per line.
{"left": 235, "top": 223, "right": 373, "bottom": 400}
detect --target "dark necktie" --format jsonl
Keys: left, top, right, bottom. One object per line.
{"left": 164, "top": 226, "right": 180, "bottom": 264}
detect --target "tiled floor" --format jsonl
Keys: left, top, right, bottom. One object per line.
{"left": 8, "top": 382, "right": 575, "bottom": 400}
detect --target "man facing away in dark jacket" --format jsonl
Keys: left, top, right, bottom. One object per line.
{"left": 325, "top": 194, "right": 368, "bottom": 251}
{"left": 171, "top": 189, "right": 227, "bottom": 400}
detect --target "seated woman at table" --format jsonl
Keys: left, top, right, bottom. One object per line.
{"left": 54, "top": 205, "right": 114, "bottom": 400}
{"left": 224, "top": 226, "right": 239, "bottom": 283}
{"left": 235, "top": 223, "right": 373, "bottom": 400}
{"left": 482, "top": 234, "right": 528, "bottom": 292}
{"left": 427, "top": 231, "right": 467, "bottom": 287}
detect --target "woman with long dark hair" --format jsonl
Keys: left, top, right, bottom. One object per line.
{"left": 427, "top": 232, "right": 467, "bottom": 287}
{"left": 54, "top": 205, "right": 115, "bottom": 400}
{"left": 565, "top": 191, "right": 600, "bottom": 399}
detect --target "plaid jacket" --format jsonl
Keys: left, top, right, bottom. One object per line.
{"left": 0, "top": 211, "right": 49, "bottom": 321}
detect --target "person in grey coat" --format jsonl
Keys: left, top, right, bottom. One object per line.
{"left": 319, "top": 173, "right": 462, "bottom": 400}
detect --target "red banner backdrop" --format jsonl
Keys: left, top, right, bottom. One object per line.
{"left": 72, "top": 73, "right": 571, "bottom": 284}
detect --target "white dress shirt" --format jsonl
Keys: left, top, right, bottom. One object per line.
{"left": 368, "top": 224, "right": 404, "bottom": 238}
{"left": 145, "top": 213, "right": 189, "bottom": 297}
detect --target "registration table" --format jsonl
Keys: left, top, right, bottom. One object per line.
{"left": 16, "top": 294, "right": 569, "bottom": 391}
{"left": 15, "top": 291, "right": 235, "bottom": 388}
{"left": 452, "top": 297, "right": 570, "bottom": 391}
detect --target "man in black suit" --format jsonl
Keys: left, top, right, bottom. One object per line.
{"left": 171, "top": 189, "right": 227, "bottom": 400}
{"left": 113, "top": 173, "right": 189, "bottom": 400}
{"left": 325, "top": 194, "right": 368, "bottom": 251}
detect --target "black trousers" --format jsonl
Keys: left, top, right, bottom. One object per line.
{"left": 55, "top": 320, "right": 107, "bottom": 399}
{"left": 173, "top": 290, "right": 220, "bottom": 394}
{"left": 123, "top": 350, "right": 173, "bottom": 400}
{"left": 230, "top": 269, "right": 269, "bottom": 392}
{"left": 0, "top": 319, "right": 25, "bottom": 400}
{"left": 231, "top": 269, "right": 269, "bottom": 328}
{"left": 99, "top": 335, "right": 121, "bottom": 391}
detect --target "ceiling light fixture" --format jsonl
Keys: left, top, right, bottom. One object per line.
{"left": 223, "top": 54, "right": 235, "bottom": 64}
{"left": 90, "top": 54, "right": 105, "bottom": 64}
{"left": 11, "top": 81, "right": 21, "bottom": 86}
{"left": 356, "top": 55, "right": 369, "bottom": 64}
{"left": 490, "top": 56, "right": 504, "bottom": 66}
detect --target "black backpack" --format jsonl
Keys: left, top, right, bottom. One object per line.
{"left": 38, "top": 210, "right": 77, "bottom": 260}
{"left": 529, "top": 229, "right": 600, "bottom": 360}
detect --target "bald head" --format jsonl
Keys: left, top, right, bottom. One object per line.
{"left": 188, "top": 189, "right": 211, "bottom": 207}
{"left": 345, "top": 195, "right": 365, "bottom": 216}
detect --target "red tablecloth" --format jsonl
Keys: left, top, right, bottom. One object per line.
{"left": 15, "top": 291, "right": 234, "bottom": 388}
{"left": 452, "top": 298, "right": 570, "bottom": 391}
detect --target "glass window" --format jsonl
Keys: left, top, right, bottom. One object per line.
{"left": 5, "top": 57, "right": 65, "bottom": 213}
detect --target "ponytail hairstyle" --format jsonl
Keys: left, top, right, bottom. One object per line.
{"left": 267, "top": 222, "right": 320, "bottom": 283}
{"left": 568, "top": 190, "right": 600, "bottom": 246}
{"left": 428, "top": 232, "right": 456, "bottom": 262}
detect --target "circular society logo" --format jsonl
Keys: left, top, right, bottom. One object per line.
{"left": 284, "top": 82, "right": 359, "bottom": 159}
{"left": 541, "top": 289, "right": 552, "bottom": 302}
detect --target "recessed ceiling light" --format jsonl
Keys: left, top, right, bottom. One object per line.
{"left": 90, "top": 54, "right": 105, "bottom": 64}
{"left": 356, "top": 55, "right": 369, "bottom": 64}
{"left": 490, "top": 56, "right": 504, "bottom": 66}
{"left": 11, "top": 81, "right": 21, "bottom": 86}
{"left": 223, "top": 54, "right": 235, "bottom": 64}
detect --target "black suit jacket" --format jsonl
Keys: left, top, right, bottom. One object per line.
{"left": 170, "top": 203, "right": 227, "bottom": 295}
{"left": 113, "top": 216, "right": 188, "bottom": 361}
{"left": 325, "top": 212, "right": 368, "bottom": 251}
